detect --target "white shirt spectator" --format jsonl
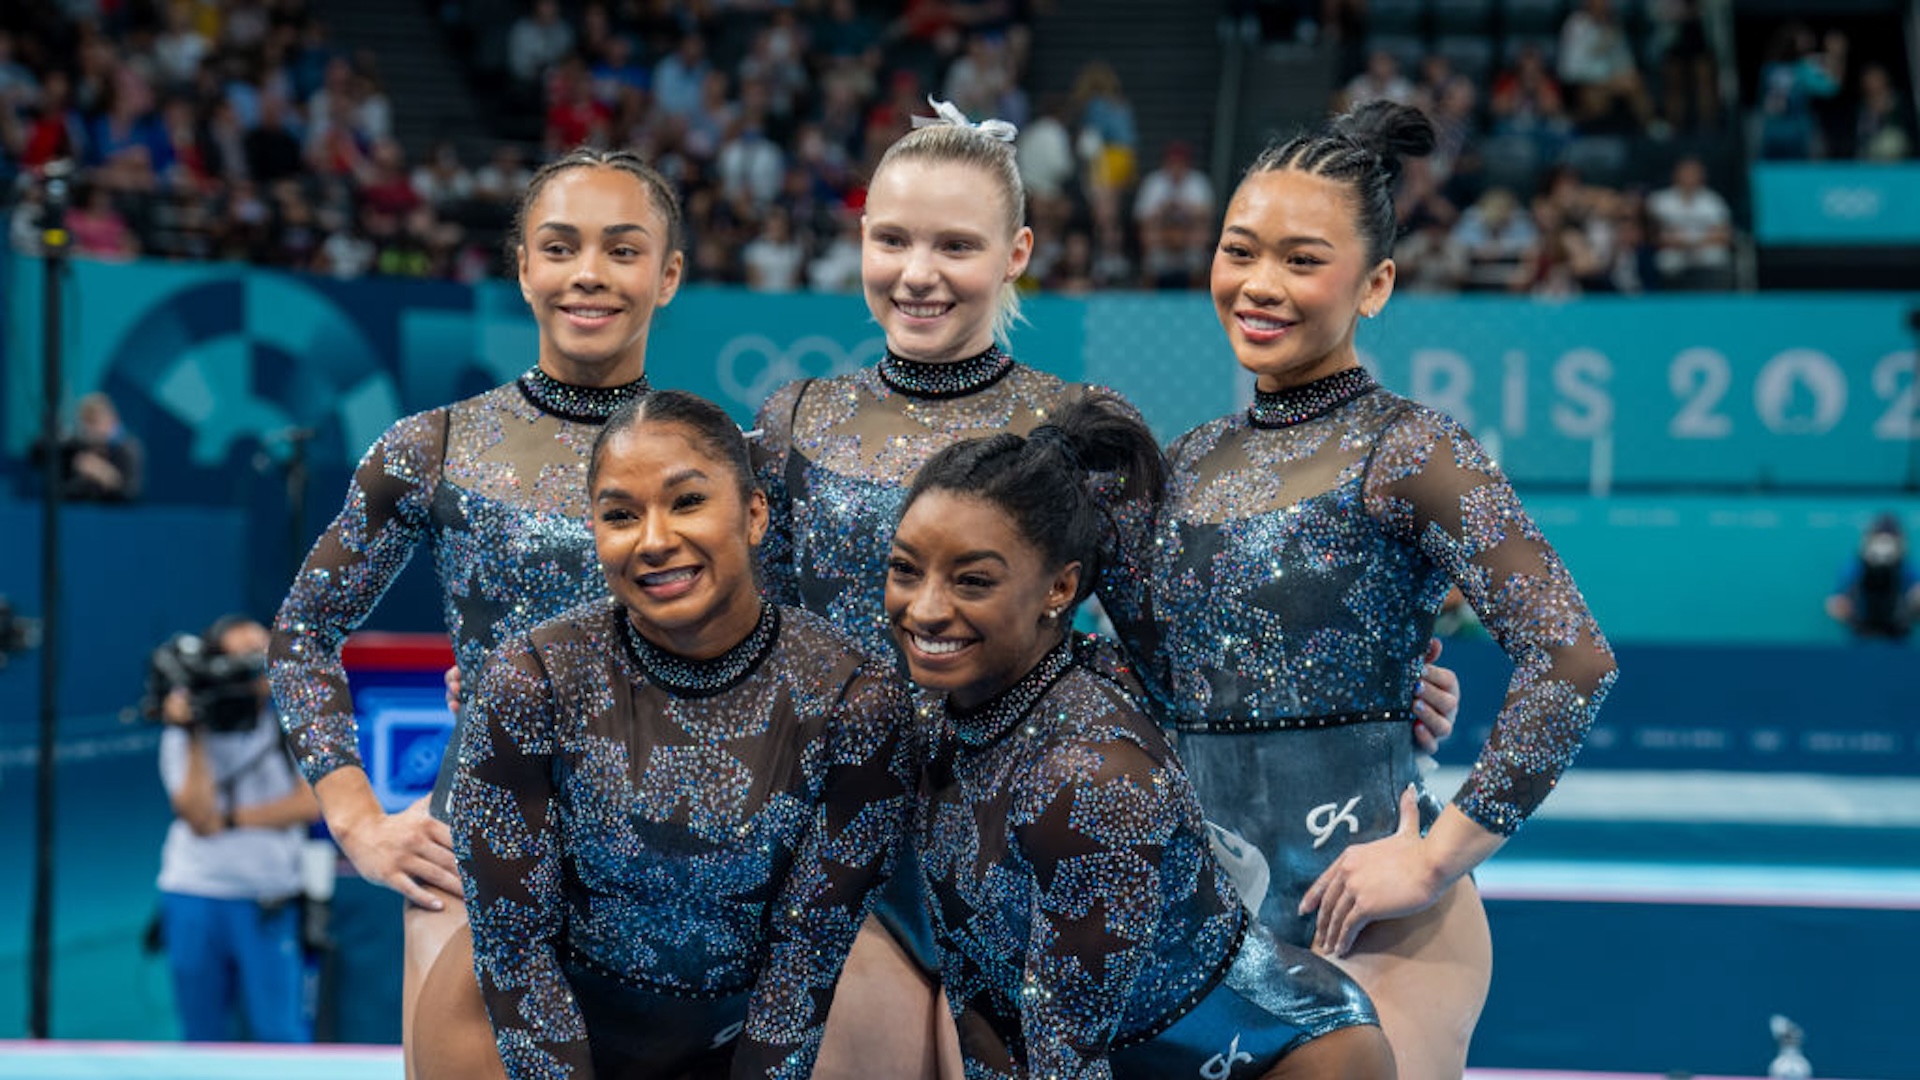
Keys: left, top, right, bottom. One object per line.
{"left": 743, "top": 234, "right": 805, "bottom": 293}
{"left": 1559, "top": 8, "right": 1636, "bottom": 86}
{"left": 1019, "top": 113, "right": 1077, "bottom": 200}
{"left": 717, "top": 129, "right": 786, "bottom": 209}
{"left": 1134, "top": 164, "right": 1214, "bottom": 225}
{"left": 1647, "top": 181, "right": 1731, "bottom": 273}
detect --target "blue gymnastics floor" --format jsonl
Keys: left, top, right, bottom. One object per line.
{"left": 0, "top": 1044, "right": 1824, "bottom": 1080}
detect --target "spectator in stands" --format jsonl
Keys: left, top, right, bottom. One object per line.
{"left": 412, "top": 139, "right": 474, "bottom": 211}
{"left": 1827, "top": 514, "right": 1919, "bottom": 641}
{"left": 544, "top": 56, "right": 611, "bottom": 155}
{"left": 1513, "top": 200, "right": 1600, "bottom": 296}
{"left": 652, "top": 31, "right": 711, "bottom": 121}
{"left": 507, "top": 0, "right": 574, "bottom": 88}
{"left": 1134, "top": 139, "right": 1213, "bottom": 290}
{"left": 590, "top": 33, "right": 649, "bottom": 112}
{"left": 1341, "top": 47, "right": 1416, "bottom": 111}
{"left": 67, "top": 181, "right": 138, "bottom": 259}
{"left": 268, "top": 179, "right": 322, "bottom": 269}
{"left": 738, "top": 19, "right": 809, "bottom": 137}
{"left": 1412, "top": 53, "right": 1462, "bottom": 118}
{"left": 1071, "top": 60, "right": 1138, "bottom": 195}
{"left": 19, "top": 68, "right": 81, "bottom": 171}
{"left": 742, "top": 203, "right": 804, "bottom": 292}
{"left": 1425, "top": 76, "right": 1478, "bottom": 183}
{"left": 1646, "top": 154, "right": 1732, "bottom": 290}
{"left": 1650, "top": 0, "right": 1719, "bottom": 134}
{"left": 152, "top": 1, "right": 212, "bottom": 94}
{"left": 1588, "top": 193, "right": 1655, "bottom": 294}
{"left": 472, "top": 141, "right": 533, "bottom": 203}
{"left": 1756, "top": 22, "right": 1845, "bottom": 160}
{"left": 244, "top": 95, "right": 303, "bottom": 186}
{"left": 807, "top": 206, "right": 862, "bottom": 292}
{"left": 1450, "top": 186, "right": 1538, "bottom": 292}
{"left": 716, "top": 91, "right": 785, "bottom": 210}
{"left": 1558, "top": 0, "right": 1656, "bottom": 132}
{"left": 1853, "top": 63, "right": 1914, "bottom": 161}
{"left": 1393, "top": 158, "right": 1464, "bottom": 292}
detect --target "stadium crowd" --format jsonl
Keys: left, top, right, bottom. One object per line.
{"left": 1, "top": 0, "right": 1912, "bottom": 297}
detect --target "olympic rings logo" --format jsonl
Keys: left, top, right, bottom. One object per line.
{"left": 715, "top": 333, "right": 887, "bottom": 406}
{"left": 1818, "top": 186, "right": 1882, "bottom": 221}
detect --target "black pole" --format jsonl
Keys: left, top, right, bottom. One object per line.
{"left": 29, "top": 161, "right": 72, "bottom": 1041}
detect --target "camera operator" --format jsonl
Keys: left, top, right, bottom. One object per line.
{"left": 154, "top": 614, "right": 320, "bottom": 1043}
{"left": 1826, "top": 514, "right": 1920, "bottom": 641}
{"left": 29, "top": 392, "right": 144, "bottom": 502}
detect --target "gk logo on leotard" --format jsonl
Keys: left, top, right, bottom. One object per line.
{"left": 1306, "top": 796, "right": 1362, "bottom": 850}
{"left": 1201, "top": 1032, "right": 1253, "bottom": 1078}
{"left": 711, "top": 1020, "right": 744, "bottom": 1049}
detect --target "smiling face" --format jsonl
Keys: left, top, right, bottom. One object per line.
{"left": 1211, "top": 168, "right": 1395, "bottom": 393}
{"left": 518, "top": 165, "right": 684, "bottom": 387}
{"left": 862, "top": 158, "right": 1032, "bottom": 362}
{"left": 884, "top": 491, "right": 1077, "bottom": 710}
{"left": 591, "top": 423, "right": 768, "bottom": 660}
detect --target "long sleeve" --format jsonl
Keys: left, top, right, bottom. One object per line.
{"left": 269, "top": 411, "right": 444, "bottom": 783}
{"left": 450, "top": 640, "right": 590, "bottom": 1079}
{"left": 1012, "top": 739, "right": 1173, "bottom": 1079}
{"left": 1365, "top": 407, "right": 1618, "bottom": 835}
{"left": 731, "top": 669, "right": 915, "bottom": 1079}
{"left": 751, "top": 380, "right": 807, "bottom": 608}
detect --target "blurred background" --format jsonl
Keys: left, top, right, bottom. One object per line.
{"left": 0, "top": 0, "right": 1915, "bottom": 1076}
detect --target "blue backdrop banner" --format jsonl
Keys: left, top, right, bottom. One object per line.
{"left": 1752, "top": 162, "right": 1920, "bottom": 246}
{"left": 6, "top": 255, "right": 1913, "bottom": 496}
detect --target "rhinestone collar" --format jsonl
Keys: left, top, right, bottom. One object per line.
{"left": 948, "top": 635, "right": 1077, "bottom": 749}
{"left": 1248, "top": 367, "right": 1378, "bottom": 429}
{"left": 877, "top": 345, "right": 1015, "bottom": 399}
{"left": 622, "top": 601, "right": 779, "bottom": 698}
{"left": 518, "top": 367, "right": 650, "bottom": 423}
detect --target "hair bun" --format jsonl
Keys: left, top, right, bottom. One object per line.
{"left": 1331, "top": 100, "right": 1435, "bottom": 176}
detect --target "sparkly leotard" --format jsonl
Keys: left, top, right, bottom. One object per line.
{"left": 1139, "top": 368, "right": 1618, "bottom": 946}
{"left": 919, "top": 635, "right": 1376, "bottom": 1079}
{"left": 751, "top": 348, "right": 1154, "bottom": 970}
{"left": 752, "top": 348, "right": 1153, "bottom": 664}
{"left": 450, "top": 598, "right": 915, "bottom": 1079}
{"left": 269, "top": 370, "right": 642, "bottom": 801}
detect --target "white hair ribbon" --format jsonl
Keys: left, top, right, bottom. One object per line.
{"left": 910, "top": 96, "right": 1019, "bottom": 143}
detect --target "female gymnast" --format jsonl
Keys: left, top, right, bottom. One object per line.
{"left": 1139, "top": 100, "right": 1619, "bottom": 1078}
{"left": 885, "top": 393, "right": 1393, "bottom": 1079}
{"left": 449, "top": 390, "right": 915, "bottom": 1078}
{"left": 751, "top": 99, "right": 1460, "bottom": 1077}
{"left": 268, "top": 147, "right": 684, "bottom": 1078}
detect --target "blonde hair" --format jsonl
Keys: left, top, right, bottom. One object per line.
{"left": 872, "top": 108, "right": 1028, "bottom": 346}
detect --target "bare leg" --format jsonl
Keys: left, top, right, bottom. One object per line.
{"left": 1331, "top": 879, "right": 1491, "bottom": 1080}
{"left": 814, "top": 916, "right": 951, "bottom": 1080}
{"left": 403, "top": 890, "right": 491, "bottom": 1080}
{"left": 1263, "top": 1024, "right": 1397, "bottom": 1080}
{"left": 414, "top": 922, "right": 506, "bottom": 1080}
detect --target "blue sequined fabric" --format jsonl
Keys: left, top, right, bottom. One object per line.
{"left": 917, "top": 635, "right": 1253, "bottom": 1077}
{"left": 1141, "top": 369, "right": 1617, "bottom": 943}
{"left": 751, "top": 363, "right": 1155, "bottom": 665}
{"left": 450, "top": 599, "right": 915, "bottom": 1079}
{"left": 269, "top": 378, "right": 628, "bottom": 785}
